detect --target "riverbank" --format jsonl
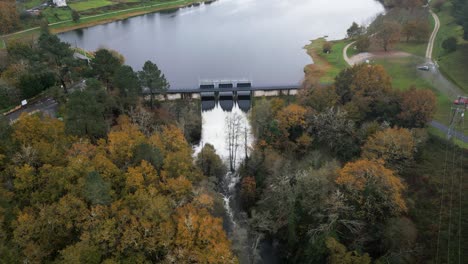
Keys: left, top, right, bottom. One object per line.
{"left": 1, "top": 0, "right": 212, "bottom": 46}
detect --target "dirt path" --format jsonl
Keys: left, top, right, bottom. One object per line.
{"left": 426, "top": 10, "right": 440, "bottom": 59}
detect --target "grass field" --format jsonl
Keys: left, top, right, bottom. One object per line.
{"left": 41, "top": 7, "right": 73, "bottom": 23}
{"left": 69, "top": 0, "right": 115, "bottom": 11}
{"left": 304, "top": 38, "right": 350, "bottom": 84}
{"left": 433, "top": 2, "right": 468, "bottom": 93}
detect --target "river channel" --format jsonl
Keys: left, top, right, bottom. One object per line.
{"left": 59, "top": 0, "right": 383, "bottom": 89}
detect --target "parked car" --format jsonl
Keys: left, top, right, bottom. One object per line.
{"left": 417, "top": 65, "right": 430, "bottom": 71}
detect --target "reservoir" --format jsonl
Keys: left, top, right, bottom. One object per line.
{"left": 59, "top": 0, "right": 384, "bottom": 89}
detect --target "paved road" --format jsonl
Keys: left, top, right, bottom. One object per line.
{"left": 431, "top": 120, "right": 467, "bottom": 143}
{"left": 343, "top": 41, "right": 356, "bottom": 66}
{"left": 4, "top": 98, "right": 58, "bottom": 123}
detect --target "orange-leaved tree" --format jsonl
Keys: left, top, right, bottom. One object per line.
{"left": 336, "top": 159, "right": 407, "bottom": 223}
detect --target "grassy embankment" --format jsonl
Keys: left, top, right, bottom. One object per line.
{"left": 1, "top": 0, "right": 208, "bottom": 46}
{"left": 432, "top": 1, "right": 468, "bottom": 93}
{"left": 303, "top": 38, "right": 350, "bottom": 85}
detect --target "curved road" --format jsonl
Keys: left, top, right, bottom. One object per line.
{"left": 342, "top": 9, "right": 467, "bottom": 143}
{"left": 426, "top": 10, "right": 440, "bottom": 59}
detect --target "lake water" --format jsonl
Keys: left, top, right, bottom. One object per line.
{"left": 59, "top": 0, "right": 383, "bottom": 89}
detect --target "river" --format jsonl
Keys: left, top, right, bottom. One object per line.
{"left": 59, "top": 0, "right": 383, "bottom": 89}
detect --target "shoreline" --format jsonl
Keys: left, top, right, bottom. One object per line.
{"left": 1, "top": 0, "right": 213, "bottom": 44}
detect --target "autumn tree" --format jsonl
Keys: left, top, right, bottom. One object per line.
{"left": 0, "top": 0, "right": 19, "bottom": 34}
{"left": 13, "top": 113, "right": 70, "bottom": 166}
{"left": 171, "top": 203, "right": 238, "bottom": 263}
{"left": 240, "top": 176, "right": 256, "bottom": 210}
{"left": 402, "top": 21, "right": 430, "bottom": 42}
{"left": 298, "top": 85, "right": 339, "bottom": 112}
{"left": 376, "top": 21, "right": 401, "bottom": 51}
{"left": 335, "top": 64, "right": 396, "bottom": 122}
{"left": 397, "top": 87, "right": 436, "bottom": 128}
{"left": 326, "top": 237, "right": 371, "bottom": 264}
{"left": 275, "top": 104, "right": 310, "bottom": 150}
{"left": 362, "top": 127, "right": 416, "bottom": 172}
{"left": 336, "top": 159, "right": 407, "bottom": 223}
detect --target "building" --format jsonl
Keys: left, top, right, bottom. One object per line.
{"left": 53, "top": 0, "right": 67, "bottom": 7}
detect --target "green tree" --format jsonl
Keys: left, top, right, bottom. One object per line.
{"left": 442, "top": 36, "right": 458, "bottom": 52}
{"left": 112, "top": 65, "right": 141, "bottom": 110}
{"left": 196, "top": 143, "right": 226, "bottom": 180}
{"left": 83, "top": 172, "right": 112, "bottom": 205}
{"left": 71, "top": 9, "right": 80, "bottom": 22}
{"left": 347, "top": 22, "right": 364, "bottom": 38}
{"left": 91, "top": 49, "right": 123, "bottom": 89}
{"left": 37, "top": 32, "right": 75, "bottom": 93}
{"left": 132, "top": 143, "right": 164, "bottom": 170}
{"left": 138, "top": 60, "right": 169, "bottom": 108}
{"left": 19, "top": 71, "right": 56, "bottom": 98}
{"left": 65, "top": 90, "right": 108, "bottom": 140}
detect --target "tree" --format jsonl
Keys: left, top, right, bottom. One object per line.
{"left": 71, "top": 9, "right": 80, "bottom": 22}
{"left": 138, "top": 60, "right": 169, "bottom": 109}
{"left": 376, "top": 21, "right": 401, "bottom": 51}
{"left": 347, "top": 22, "right": 364, "bottom": 39}
{"left": 309, "top": 108, "right": 359, "bottom": 160}
{"left": 65, "top": 90, "right": 108, "bottom": 140}
{"left": 335, "top": 64, "right": 394, "bottom": 122}
{"left": 397, "top": 87, "right": 436, "bottom": 128}
{"left": 336, "top": 159, "right": 407, "bottom": 223}
{"left": 298, "top": 85, "right": 339, "bottom": 112}
{"left": 171, "top": 204, "right": 237, "bottom": 263}
{"left": 83, "top": 171, "right": 112, "bottom": 205}
{"left": 326, "top": 237, "right": 371, "bottom": 264}
{"left": 355, "top": 35, "right": 370, "bottom": 52}
{"left": 0, "top": 0, "right": 19, "bottom": 34}
{"left": 196, "top": 143, "right": 227, "bottom": 179}
{"left": 112, "top": 65, "right": 141, "bottom": 110}
{"left": 240, "top": 176, "right": 256, "bottom": 210}
{"left": 91, "top": 49, "right": 123, "bottom": 89}
{"left": 442, "top": 36, "right": 458, "bottom": 52}
{"left": 18, "top": 71, "right": 56, "bottom": 98}
{"left": 323, "top": 42, "right": 332, "bottom": 53}
{"left": 362, "top": 127, "right": 416, "bottom": 172}
{"left": 37, "top": 31, "right": 75, "bottom": 93}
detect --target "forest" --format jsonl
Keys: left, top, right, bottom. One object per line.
{"left": 0, "top": 5, "right": 467, "bottom": 263}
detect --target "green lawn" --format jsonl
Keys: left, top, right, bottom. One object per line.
{"left": 373, "top": 57, "right": 457, "bottom": 128}
{"left": 314, "top": 39, "right": 350, "bottom": 83}
{"left": 69, "top": 0, "right": 115, "bottom": 11}
{"left": 395, "top": 41, "right": 427, "bottom": 57}
{"left": 433, "top": 2, "right": 468, "bottom": 93}
{"left": 23, "top": 0, "right": 44, "bottom": 9}
{"left": 41, "top": 7, "right": 73, "bottom": 23}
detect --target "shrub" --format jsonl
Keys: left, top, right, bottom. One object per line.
{"left": 442, "top": 36, "right": 457, "bottom": 53}
{"left": 322, "top": 42, "right": 332, "bottom": 53}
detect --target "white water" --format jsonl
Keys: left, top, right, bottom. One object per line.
{"left": 194, "top": 103, "right": 253, "bottom": 233}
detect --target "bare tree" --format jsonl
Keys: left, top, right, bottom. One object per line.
{"left": 226, "top": 113, "right": 243, "bottom": 171}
